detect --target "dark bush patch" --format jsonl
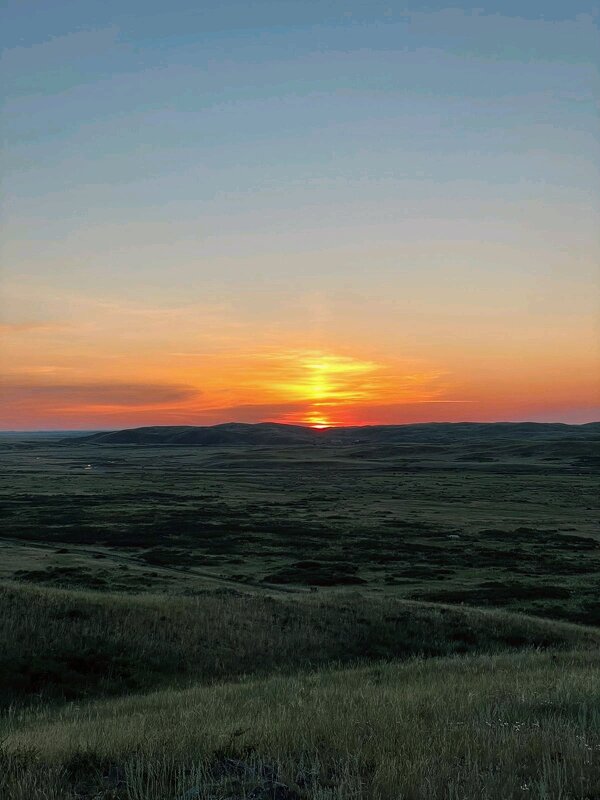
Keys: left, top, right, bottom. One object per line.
{"left": 413, "top": 581, "right": 571, "bottom": 607}
{"left": 263, "top": 563, "right": 366, "bottom": 586}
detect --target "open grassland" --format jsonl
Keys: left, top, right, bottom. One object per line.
{"left": 4, "top": 583, "right": 599, "bottom": 706}
{"left": 1, "top": 425, "right": 599, "bottom": 625}
{"left": 1, "top": 426, "right": 599, "bottom": 798}
{"left": 2, "top": 649, "right": 600, "bottom": 800}
{"left": 1, "top": 584, "right": 600, "bottom": 798}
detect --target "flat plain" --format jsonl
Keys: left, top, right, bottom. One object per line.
{"left": 1, "top": 423, "right": 599, "bottom": 622}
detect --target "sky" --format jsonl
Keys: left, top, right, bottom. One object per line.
{"left": 1, "top": 0, "right": 599, "bottom": 429}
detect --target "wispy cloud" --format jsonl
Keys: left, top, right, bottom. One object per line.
{"left": 1, "top": 382, "right": 200, "bottom": 409}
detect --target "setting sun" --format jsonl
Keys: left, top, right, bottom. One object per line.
{"left": 1, "top": 0, "right": 598, "bottom": 433}
{"left": 304, "top": 410, "right": 335, "bottom": 429}
{"left": 2, "top": 3, "right": 599, "bottom": 793}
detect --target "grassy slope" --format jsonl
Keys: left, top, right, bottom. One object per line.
{"left": 2, "top": 583, "right": 600, "bottom": 707}
{"left": 3, "top": 650, "right": 600, "bottom": 799}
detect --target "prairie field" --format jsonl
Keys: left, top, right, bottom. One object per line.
{"left": 0, "top": 423, "right": 599, "bottom": 798}
{"left": 4, "top": 0, "right": 600, "bottom": 793}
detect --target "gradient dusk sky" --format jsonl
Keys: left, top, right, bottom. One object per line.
{"left": 1, "top": 0, "right": 599, "bottom": 429}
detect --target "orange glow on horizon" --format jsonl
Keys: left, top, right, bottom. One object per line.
{"left": 303, "top": 410, "right": 336, "bottom": 429}
{"left": 269, "top": 353, "right": 385, "bottom": 428}
{"left": 1, "top": 293, "right": 598, "bottom": 430}
{"left": 2, "top": 0, "right": 600, "bottom": 436}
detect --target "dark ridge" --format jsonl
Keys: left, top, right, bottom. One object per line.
{"left": 67, "top": 421, "right": 600, "bottom": 447}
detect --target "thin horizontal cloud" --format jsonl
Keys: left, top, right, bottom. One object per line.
{"left": 8, "top": 365, "right": 75, "bottom": 376}
{"left": 1, "top": 382, "right": 200, "bottom": 408}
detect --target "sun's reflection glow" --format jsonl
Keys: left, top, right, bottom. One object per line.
{"left": 278, "top": 353, "right": 381, "bottom": 428}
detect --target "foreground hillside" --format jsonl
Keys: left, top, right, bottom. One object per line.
{"left": 4, "top": 583, "right": 599, "bottom": 706}
{"left": 3, "top": 648, "right": 599, "bottom": 799}
{"left": 2, "top": 585, "right": 600, "bottom": 798}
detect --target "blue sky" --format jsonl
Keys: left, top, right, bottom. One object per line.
{"left": 1, "top": 1, "right": 599, "bottom": 427}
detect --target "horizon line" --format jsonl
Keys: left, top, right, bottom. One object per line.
{"left": 1, "top": 419, "right": 599, "bottom": 434}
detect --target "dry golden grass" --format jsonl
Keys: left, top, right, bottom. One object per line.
{"left": 2, "top": 649, "right": 599, "bottom": 799}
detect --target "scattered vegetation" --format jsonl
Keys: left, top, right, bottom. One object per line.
{"left": 1, "top": 425, "right": 599, "bottom": 624}
{"left": 1, "top": 424, "right": 599, "bottom": 797}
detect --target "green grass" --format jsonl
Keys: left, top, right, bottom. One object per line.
{"left": 1, "top": 429, "right": 599, "bottom": 797}
{"left": 1, "top": 434, "right": 598, "bottom": 624}
{"left": 2, "top": 583, "right": 599, "bottom": 707}
{"left": 2, "top": 649, "right": 599, "bottom": 799}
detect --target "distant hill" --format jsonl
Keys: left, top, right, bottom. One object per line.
{"left": 71, "top": 421, "right": 600, "bottom": 447}
{"left": 73, "top": 422, "right": 318, "bottom": 446}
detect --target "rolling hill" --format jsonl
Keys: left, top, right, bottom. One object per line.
{"left": 71, "top": 421, "right": 600, "bottom": 447}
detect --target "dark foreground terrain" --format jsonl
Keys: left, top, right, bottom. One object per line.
{"left": 1, "top": 422, "right": 599, "bottom": 798}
